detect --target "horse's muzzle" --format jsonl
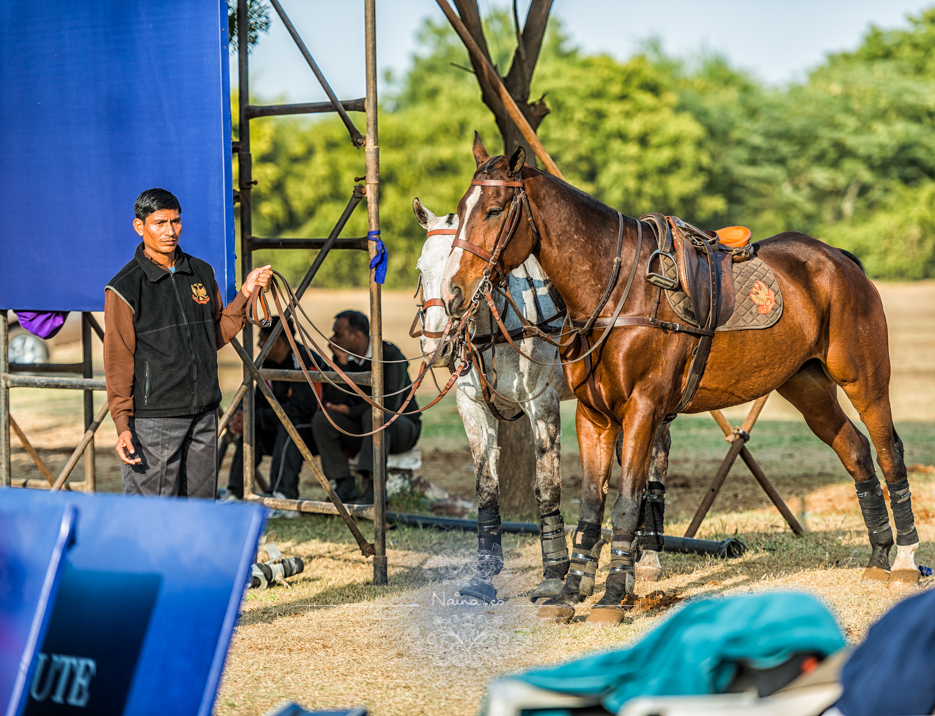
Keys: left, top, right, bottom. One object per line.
{"left": 425, "top": 339, "right": 455, "bottom": 369}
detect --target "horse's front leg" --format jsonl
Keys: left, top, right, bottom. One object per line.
{"left": 538, "top": 401, "right": 619, "bottom": 621}
{"left": 524, "top": 387, "right": 570, "bottom": 602}
{"left": 588, "top": 396, "right": 660, "bottom": 623}
{"left": 454, "top": 387, "right": 504, "bottom": 603}
{"left": 635, "top": 421, "right": 670, "bottom": 582}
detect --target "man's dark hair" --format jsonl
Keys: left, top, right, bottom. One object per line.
{"left": 259, "top": 315, "right": 295, "bottom": 337}
{"left": 336, "top": 310, "right": 369, "bottom": 335}
{"left": 134, "top": 188, "right": 181, "bottom": 221}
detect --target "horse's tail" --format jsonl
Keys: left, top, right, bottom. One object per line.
{"left": 837, "top": 248, "right": 867, "bottom": 275}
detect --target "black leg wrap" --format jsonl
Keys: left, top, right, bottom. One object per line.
{"left": 477, "top": 507, "right": 503, "bottom": 578}
{"left": 855, "top": 479, "right": 894, "bottom": 549}
{"left": 566, "top": 521, "right": 605, "bottom": 597}
{"left": 596, "top": 530, "right": 635, "bottom": 606}
{"left": 634, "top": 481, "right": 665, "bottom": 555}
{"left": 887, "top": 478, "right": 919, "bottom": 546}
{"left": 855, "top": 479, "right": 893, "bottom": 571}
{"left": 539, "top": 510, "right": 569, "bottom": 580}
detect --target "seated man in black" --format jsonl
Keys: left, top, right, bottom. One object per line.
{"left": 312, "top": 310, "right": 421, "bottom": 504}
{"left": 226, "top": 316, "right": 324, "bottom": 500}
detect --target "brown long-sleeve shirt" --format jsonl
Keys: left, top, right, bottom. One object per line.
{"left": 104, "top": 282, "right": 247, "bottom": 435}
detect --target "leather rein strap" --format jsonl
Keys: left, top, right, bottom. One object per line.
{"left": 247, "top": 271, "right": 470, "bottom": 438}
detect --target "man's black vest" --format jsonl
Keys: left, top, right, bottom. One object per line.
{"left": 107, "top": 244, "right": 223, "bottom": 418}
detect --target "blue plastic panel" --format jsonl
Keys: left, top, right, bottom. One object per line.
{"left": 0, "top": 489, "right": 265, "bottom": 716}
{"left": 0, "top": 0, "right": 235, "bottom": 311}
{"left": 0, "top": 501, "right": 76, "bottom": 716}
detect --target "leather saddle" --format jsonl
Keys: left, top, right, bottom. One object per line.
{"left": 642, "top": 213, "right": 752, "bottom": 330}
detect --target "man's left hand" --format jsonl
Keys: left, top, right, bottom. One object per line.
{"left": 242, "top": 265, "right": 273, "bottom": 297}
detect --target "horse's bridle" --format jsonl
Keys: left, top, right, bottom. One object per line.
{"left": 410, "top": 227, "right": 457, "bottom": 340}
{"left": 452, "top": 171, "right": 538, "bottom": 297}
{"left": 448, "top": 169, "right": 640, "bottom": 367}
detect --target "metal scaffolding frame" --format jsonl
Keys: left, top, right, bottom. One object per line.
{"left": 0, "top": 313, "right": 106, "bottom": 493}
{"left": 0, "top": 0, "right": 389, "bottom": 584}
{"left": 230, "top": 0, "right": 387, "bottom": 582}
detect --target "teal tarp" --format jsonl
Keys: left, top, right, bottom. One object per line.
{"left": 517, "top": 592, "right": 846, "bottom": 712}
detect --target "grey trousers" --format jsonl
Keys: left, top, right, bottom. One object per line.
{"left": 122, "top": 411, "right": 218, "bottom": 498}
{"left": 311, "top": 408, "right": 420, "bottom": 481}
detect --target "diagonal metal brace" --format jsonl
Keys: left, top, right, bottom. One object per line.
{"left": 268, "top": 0, "right": 365, "bottom": 147}
{"left": 230, "top": 337, "right": 375, "bottom": 557}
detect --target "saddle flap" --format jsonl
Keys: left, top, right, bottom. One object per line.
{"left": 668, "top": 217, "right": 711, "bottom": 327}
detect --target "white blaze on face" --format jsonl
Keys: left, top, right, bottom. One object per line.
{"left": 442, "top": 187, "right": 481, "bottom": 304}
{"left": 417, "top": 213, "right": 460, "bottom": 359}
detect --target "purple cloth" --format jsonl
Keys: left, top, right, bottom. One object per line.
{"left": 14, "top": 311, "right": 69, "bottom": 339}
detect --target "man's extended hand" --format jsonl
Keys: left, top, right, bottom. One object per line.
{"left": 242, "top": 265, "right": 273, "bottom": 297}
{"left": 325, "top": 402, "right": 350, "bottom": 416}
{"left": 116, "top": 430, "right": 142, "bottom": 465}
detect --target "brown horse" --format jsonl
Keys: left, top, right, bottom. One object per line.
{"left": 442, "top": 134, "right": 920, "bottom": 623}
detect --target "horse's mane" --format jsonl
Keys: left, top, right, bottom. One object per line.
{"left": 516, "top": 163, "right": 620, "bottom": 220}
{"left": 479, "top": 156, "right": 614, "bottom": 213}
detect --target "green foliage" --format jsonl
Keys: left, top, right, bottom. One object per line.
{"left": 240, "top": 6, "right": 935, "bottom": 286}
{"left": 228, "top": 0, "right": 270, "bottom": 54}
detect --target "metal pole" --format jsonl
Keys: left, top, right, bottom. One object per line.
{"left": 684, "top": 435, "right": 746, "bottom": 539}
{"left": 50, "top": 402, "right": 109, "bottom": 492}
{"left": 238, "top": 0, "right": 256, "bottom": 500}
{"left": 217, "top": 189, "right": 363, "bottom": 438}
{"left": 739, "top": 445, "right": 804, "bottom": 535}
{"left": 267, "top": 0, "right": 365, "bottom": 146}
{"left": 1, "top": 310, "right": 9, "bottom": 486}
{"left": 365, "top": 0, "right": 387, "bottom": 586}
{"left": 82, "top": 313, "right": 96, "bottom": 492}
{"left": 230, "top": 339, "right": 374, "bottom": 557}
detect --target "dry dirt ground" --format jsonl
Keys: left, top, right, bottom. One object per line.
{"left": 6, "top": 281, "right": 935, "bottom": 716}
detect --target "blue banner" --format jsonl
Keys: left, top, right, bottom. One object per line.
{"left": 0, "top": 0, "right": 235, "bottom": 310}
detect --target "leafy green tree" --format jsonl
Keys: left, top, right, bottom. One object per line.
{"left": 239, "top": 6, "right": 935, "bottom": 284}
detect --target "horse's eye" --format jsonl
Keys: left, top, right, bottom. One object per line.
{"left": 486, "top": 208, "right": 503, "bottom": 219}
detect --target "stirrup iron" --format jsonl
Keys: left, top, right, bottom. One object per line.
{"left": 646, "top": 249, "right": 679, "bottom": 290}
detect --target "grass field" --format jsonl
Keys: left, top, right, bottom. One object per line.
{"left": 5, "top": 280, "right": 935, "bottom": 716}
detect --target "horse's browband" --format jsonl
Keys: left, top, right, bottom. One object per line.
{"left": 427, "top": 228, "right": 458, "bottom": 237}
{"left": 471, "top": 179, "right": 523, "bottom": 188}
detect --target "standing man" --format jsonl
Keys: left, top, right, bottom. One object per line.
{"left": 104, "top": 188, "right": 272, "bottom": 498}
{"left": 311, "top": 310, "right": 421, "bottom": 504}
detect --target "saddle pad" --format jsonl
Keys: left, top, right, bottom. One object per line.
{"left": 665, "top": 254, "right": 783, "bottom": 331}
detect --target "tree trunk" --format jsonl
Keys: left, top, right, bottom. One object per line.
{"left": 447, "top": 0, "right": 555, "bottom": 520}
{"left": 498, "top": 416, "right": 538, "bottom": 518}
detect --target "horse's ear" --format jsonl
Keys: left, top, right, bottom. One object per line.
{"left": 472, "top": 131, "right": 490, "bottom": 167}
{"left": 412, "top": 198, "right": 435, "bottom": 230}
{"left": 507, "top": 146, "right": 526, "bottom": 177}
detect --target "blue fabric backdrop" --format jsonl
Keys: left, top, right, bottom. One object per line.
{"left": 0, "top": 0, "right": 235, "bottom": 311}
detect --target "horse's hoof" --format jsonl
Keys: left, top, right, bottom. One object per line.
{"left": 457, "top": 578, "right": 499, "bottom": 603}
{"left": 635, "top": 565, "right": 663, "bottom": 582}
{"left": 889, "top": 569, "right": 921, "bottom": 588}
{"left": 862, "top": 567, "right": 890, "bottom": 582}
{"left": 586, "top": 605, "right": 628, "bottom": 625}
{"left": 536, "top": 603, "right": 575, "bottom": 623}
{"left": 529, "top": 578, "right": 565, "bottom": 603}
